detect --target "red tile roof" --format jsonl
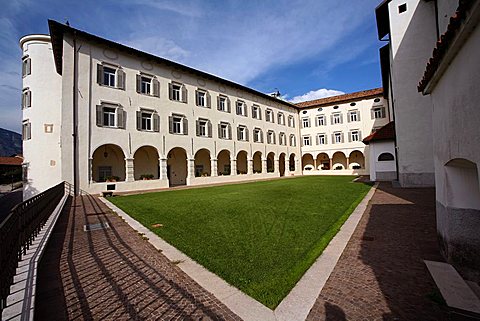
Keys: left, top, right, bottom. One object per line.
{"left": 362, "top": 121, "right": 395, "bottom": 145}
{"left": 295, "top": 88, "right": 383, "bottom": 109}
{"left": 418, "top": 0, "right": 476, "bottom": 92}
{"left": 0, "top": 156, "right": 23, "bottom": 166}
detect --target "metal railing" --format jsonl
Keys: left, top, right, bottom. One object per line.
{"left": 0, "top": 181, "right": 67, "bottom": 317}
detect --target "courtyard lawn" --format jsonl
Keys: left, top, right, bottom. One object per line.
{"left": 109, "top": 176, "right": 372, "bottom": 308}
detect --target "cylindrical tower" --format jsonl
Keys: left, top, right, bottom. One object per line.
{"left": 19, "top": 35, "right": 63, "bottom": 200}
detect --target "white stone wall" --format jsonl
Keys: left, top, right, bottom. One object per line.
{"left": 20, "top": 35, "right": 63, "bottom": 200}
{"left": 387, "top": 0, "right": 437, "bottom": 186}
{"left": 299, "top": 95, "right": 389, "bottom": 175}
{"left": 368, "top": 140, "right": 397, "bottom": 181}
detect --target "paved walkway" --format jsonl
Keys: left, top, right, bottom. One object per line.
{"left": 35, "top": 195, "right": 241, "bottom": 321}
{"left": 306, "top": 183, "right": 449, "bottom": 320}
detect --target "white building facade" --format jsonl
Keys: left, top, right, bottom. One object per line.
{"left": 296, "top": 88, "right": 391, "bottom": 177}
{"left": 20, "top": 21, "right": 302, "bottom": 197}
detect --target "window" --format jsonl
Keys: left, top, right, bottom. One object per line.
{"left": 374, "top": 98, "right": 381, "bottom": 103}
{"left": 98, "top": 166, "right": 112, "bottom": 182}
{"left": 277, "top": 112, "right": 285, "bottom": 125}
{"left": 372, "top": 107, "right": 386, "bottom": 119}
{"left": 316, "top": 115, "right": 326, "bottom": 126}
{"left": 136, "top": 75, "right": 160, "bottom": 97}
{"left": 290, "top": 134, "right": 296, "bottom": 147}
{"left": 398, "top": 3, "right": 407, "bottom": 13}
{"left": 333, "top": 132, "right": 343, "bottom": 144}
{"left": 217, "top": 95, "right": 230, "bottom": 112}
{"left": 136, "top": 109, "right": 159, "bottom": 132}
{"left": 96, "top": 103, "right": 126, "bottom": 129}
{"left": 267, "top": 130, "right": 276, "bottom": 144}
{"left": 252, "top": 105, "right": 261, "bottom": 119}
{"left": 265, "top": 109, "right": 274, "bottom": 122}
{"left": 218, "top": 122, "right": 232, "bottom": 139}
{"left": 196, "top": 118, "right": 212, "bottom": 137}
{"left": 236, "top": 101, "right": 247, "bottom": 116}
{"left": 349, "top": 130, "right": 361, "bottom": 142}
{"left": 349, "top": 110, "right": 360, "bottom": 122}
{"left": 237, "top": 125, "right": 249, "bottom": 141}
{"left": 302, "top": 117, "right": 310, "bottom": 128}
{"left": 302, "top": 135, "right": 311, "bottom": 146}
{"left": 332, "top": 113, "right": 342, "bottom": 124}
{"left": 22, "top": 89, "right": 31, "bottom": 109}
{"left": 22, "top": 57, "right": 31, "bottom": 77}
{"left": 378, "top": 153, "right": 395, "bottom": 161}
{"left": 288, "top": 115, "right": 295, "bottom": 128}
{"left": 350, "top": 102, "right": 356, "bottom": 106}
{"left": 97, "top": 64, "right": 125, "bottom": 89}
{"left": 22, "top": 120, "right": 31, "bottom": 140}
{"left": 253, "top": 128, "right": 263, "bottom": 143}
{"left": 169, "top": 82, "right": 187, "bottom": 103}
{"left": 196, "top": 89, "right": 211, "bottom": 108}
{"left": 317, "top": 134, "right": 327, "bottom": 145}
{"left": 279, "top": 132, "right": 286, "bottom": 145}
{"left": 169, "top": 114, "right": 188, "bottom": 135}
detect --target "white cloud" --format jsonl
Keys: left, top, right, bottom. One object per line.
{"left": 124, "top": 36, "right": 190, "bottom": 62}
{"left": 289, "top": 88, "right": 345, "bottom": 103}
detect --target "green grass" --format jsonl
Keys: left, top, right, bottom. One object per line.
{"left": 109, "top": 176, "right": 372, "bottom": 308}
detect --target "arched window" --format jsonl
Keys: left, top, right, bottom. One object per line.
{"left": 378, "top": 153, "right": 394, "bottom": 161}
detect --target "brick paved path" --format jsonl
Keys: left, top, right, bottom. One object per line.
{"left": 35, "top": 195, "right": 241, "bottom": 321}
{"left": 306, "top": 183, "right": 449, "bottom": 321}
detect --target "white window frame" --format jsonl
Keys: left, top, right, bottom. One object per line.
{"left": 253, "top": 128, "right": 263, "bottom": 143}
{"left": 302, "top": 135, "right": 311, "bottom": 146}
{"left": 290, "top": 134, "right": 296, "bottom": 147}
{"left": 141, "top": 111, "right": 153, "bottom": 131}
{"left": 318, "top": 134, "right": 326, "bottom": 145}
{"left": 266, "top": 109, "right": 274, "bottom": 122}
{"left": 238, "top": 126, "right": 247, "bottom": 141}
{"left": 373, "top": 107, "right": 385, "bottom": 119}
{"left": 252, "top": 105, "right": 260, "bottom": 119}
{"left": 22, "top": 57, "right": 31, "bottom": 77}
{"left": 198, "top": 119, "right": 208, "bottom": 137}
{"left": 103, "top": 107, "right": 117, "bottom": 127}
{"left": 333, "top": 113, "right": 342, "bottom": 125}
{"left": 350, "top": 130, "right": 360, "bottom": 142}
{"left": 316, "top": 115, "right": 325, "bottom": 126}
{"left": 267, "top": 130, "right": 275, "bottom": 144}
{"left": 279, "top": 132, "right": 286, "bottom": 145}
{"left": 334, "top": 132, "right": 342, "bottom": 144}
{"left": 22, "top": 120, "right": 31, "bottom": 140}
{"left": 172, "top": 83, "right": 181, "bottom": 101}
{"left": 278, "top": 112, "right": 285, "bottom": 125}
{"left": 140, "top": 76, "right": 152, "bottom": 95}
{"left": 302, "top": 117, "right": 310, "bottom": 128}
{"left": 349, "top": 110, "right": 359, "bottom": 122}
{"left": 288, "top": 115, "right": 295, "bottom": 128}
{"left": 236, "top": 101, "right": 246, "bottom": 116}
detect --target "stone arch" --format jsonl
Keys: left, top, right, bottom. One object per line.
{"left": 133, "top": 145, "right": 159, "bottom": 180}
{"left": 236, "top": 150, "right": 248, "bottom": 175}
{"left": 378, "top": 152, "right": 395, "bottom": 161}
{"left": 302, "top": 153, "right": 314, "bottom": 171}
{"left": 316, "top": 152, "right": 330, "bottom": 170}
{"left": 253, "top": 151, "right": 262, "bottom": 173}
{"left": 279, "top": 153, "right": 286, "bottom": 176}
{"left": 349, "top": 150, "right": 365, "bottom": 169}
{"left": 217, "top": 149, "right": 231, "bottom": 175}
{"left": 167, "top": 147, "right": 187, "bottom": 186}
{"left": 332, "top": 151, "right": 347, "bottom": 170}
{"left": 289, "top": 153, "right": 296, "bottom": 172}
{"left": 194, "top": 149, "right": 211, "bottom": 177}
{"left": 444, "top": 158, "right": 480, "bottom": 209}
{"left": 267, "top": 152, "right": 275, "bottom": 173}
{"left": 92, "top": 144, "right": 126, "bottom": 182}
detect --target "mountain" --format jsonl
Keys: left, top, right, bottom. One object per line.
{"left": 0, "top": 128, "right": 22, "bottom": 157}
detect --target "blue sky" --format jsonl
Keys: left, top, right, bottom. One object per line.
{"left": 0, "top": 0, "right": 383, "bottom": 133}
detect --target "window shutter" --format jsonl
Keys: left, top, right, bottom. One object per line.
{"left": 331, "top": 134, "right": 335, "bottom": 144}
{"left": 116, "top": 108, "right": 124, "bottom": 129}
{"left": 325, "top": 135, "right": 328, "bottom": 144}
{"left": 228, "top": 124, "right": 232, "bottom": 140}
{"left": 371, "top": 109, "right": 375, "bottom": 119}
{"left": 358, "top": 131, "right": 362, "bottom": 141}
{"left": 26, "top": 91, "right": 31, "bottom": 107}
{"left": 217, "top": 96, "right": 221, "bottom": 110}
{"left": 96, "top": 105, "right": 103, "bottom": 126}
{"left": 381, "top": 107, "right": 386, "bottom": 118}
{"left": 341, "top": 132, "right": 344, "bottom": 143}
{"left": 246, "top": 128, "right": 249, "bottom": 141}
{"left": 237, "top": 126, "right": 241, "bottom": 140}
{"left": 244, "top": 104, "right": 248, "bottom": 117}
{"left": 301, "top": 137, "right": 304, "bottom": 147}
{"left": 181, "top": 85, "right": 187, "bottom": 103}
{"left": 227, "top": 98, "right": 231, "bottom": 113}
{"left": 273, "top": 133, "right": 276, "bottom": 144}
{"left": 218, "top": 124, "right": 222, "bottom": 138}
{"left": 265, "top": 110, "right": 268, "bottom": 121}
{"left": 260, "top": 130, "right": 264, "bottom": 143}
{"left": 26, "top": 58, "right": 31, "bottom": 75}
{"left": 259, "top": 108, "right": 262, "bottom": 120}
{"left": 357, "top": 111, "right": 361, "bottom": 121}
{"left": 196, "top": 120, "right": 200, "bottom": 136}
{"left": 152, "top": 78, "right": 160, "bottom": 97}
{"left": 339, "top": 113, "right": 343, "bottom": 124}
{"left": 251, "top": 105, "right": 255, "bottom": 118}
{"left": 316, "top": 135, "right": 319, "bottom": 145}
{"left": 136, "top": 111, "right": 142, "bottom": 130}
{"left": 97, "top": 64, "right": 103, "bottom": 85}
{"left": 236, "top": 102, "right": 240, "bottom": 115}
{"left": 168, "top": 83, "right": 173, "bottom": 100}
{"left": 347, "top": 112, "right": 351, "bottom": 123}
{"left": 206, "top": 92, "right": 211, "bottom": 108}
{"left": 168, "top": 116, "right": 173, "bottom": 134}
{"left": 117, "top": 69, "right": 125, "bottom": 90}
{"left": 208, "top": 121, "right": 212, "bottom": 137}
{"left": 195, "top": 90, "right": 199, "bottom": 106}
{"left": 153, "top": 114, "right": 160, "bottom": 132}
{"left": 136, "top": 75, "right": 141, "bottom": 93}
{"left": 21, "top": 93, "right": 25, "bottom": 109}
{"left": 182, "top": 117, "right": 188, "bottom": 135}
{"left": 348, "top": 132, "right": 352, "bottom": 142}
